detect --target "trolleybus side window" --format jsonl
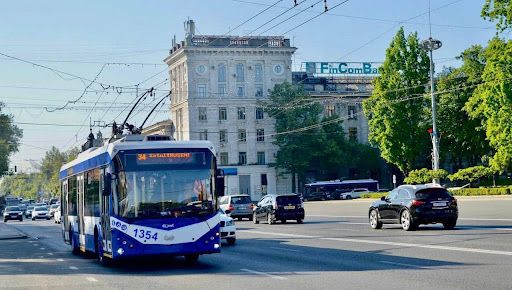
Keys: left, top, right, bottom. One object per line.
{"left": 68, "top": 176, "right": 78, "bottom": 216}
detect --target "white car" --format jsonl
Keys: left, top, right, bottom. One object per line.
{"left": 49, "top": 204, "right": 59, "bottom": 217}
{"left": 54, "top": 208, "right": 61, "bottom": 224}
{"left": 32, "top": 206, "right": 50, "bottom": 220}
{"left": 220, "top": 212, "right": 236, "bottom": 245}
{"left": 341, "top": 188, "right": 370, "bottom": 200}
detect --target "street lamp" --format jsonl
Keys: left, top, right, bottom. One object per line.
{"left": 421, "top": 37, "right": 442, "bottom": 183}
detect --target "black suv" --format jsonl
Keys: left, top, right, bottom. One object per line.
{"left": 3, "top": 206, "right": 24, "bottom": 222}
{"left": 253, "top": 194, "right": 305, "bottom": 224}
{"left": 368, "top": 184, "right": 458, "bottom": 231}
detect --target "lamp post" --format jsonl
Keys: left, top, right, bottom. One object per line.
{"left": 421, "top": 37, "right": 442, "bottom": 183}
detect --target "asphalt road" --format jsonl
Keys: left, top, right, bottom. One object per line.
{"left": 1, "top": 198, "right": 512, "bottom": 290}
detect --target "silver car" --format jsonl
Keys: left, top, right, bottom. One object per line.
{"left": 218, "top": 195, "right": 253, "bottom": 221}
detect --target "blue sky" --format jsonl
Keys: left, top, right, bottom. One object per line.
{"left": 0, "top": 0, "right": 499, "bottom": 172}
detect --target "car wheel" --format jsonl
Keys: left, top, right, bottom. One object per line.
{"left": 297, "top": 219, "right": 303, "bottom": 224}
{"left": 267, "top": 213, "right": 273, "bottom": 225}
{"left": 346, "top": 195, "right": 352, "bottom": 200}
{"left": 227, "top": 237, "right": 236, "bottom": 245}
{"left": 281, "top": 219, "right": 286, "bottom": 224}
{"left": 19, "top": 217, "right": 23, "bottom": 222}
{"left": 3, "top": 219, "right": 6, "bottom": 223}
{"left": 400, "top": 209, "right": 416, "bottom": 231}
{"left": 237, "top": 217, "right": 242, "bottom": 221}
{"left": 184, "top": 254, "right": 199, "bottom": 265}
{"left": 253, "top": 212, "right": 259, "bottom": 224}
{"left": 369, "top": 209, "right": 382, "bottom": 229}
{"left": 32, "top": 218, "right": 35, "bottom": 221}
{"left": 443, "top": 220, "right": 457, "bottom": 230}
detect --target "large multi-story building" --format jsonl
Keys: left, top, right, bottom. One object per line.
{"left": 164, "top": 20, "right": 296, "bottom": 200}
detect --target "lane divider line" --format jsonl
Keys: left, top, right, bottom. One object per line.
{"left": 379, "top": 260, "right": 425, "bottom": 268}
{"left": 244, "top": 230, "right": 512, "bottom": 257}
{"left": 69, "top": 266, "right": 78, "bottom": 270}
{"left": 86, "top": 277, "right": 98, "bottom": 282}
{"left": 240, "top": 268, "right": 288, "bottom": 280}
{"left": 269, "top": 246, "right": 302, "bottom": 253}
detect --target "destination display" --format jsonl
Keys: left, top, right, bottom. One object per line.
{"left": 134, "top": 152, "right": 205, "bottom": 165}
{"left": 304, "top": 62, "right": 381, "bottom": 76}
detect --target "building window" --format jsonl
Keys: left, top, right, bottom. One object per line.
{"left": 349, "top": 127, "right": 358, "bottom": 142}
{"left": 236, "top": 63, "right": 244, "bottom": 82}
{"left": 219, "top": 130, "right": 227, "bottom": 143}
{"left": 198, "top": 107, "right": 207, "bottom": 121}
{"left": 255, "top": 64, "right": 263, "bottom": 83}
{"left": 236, "top": 85, "right": 245, "bottom": 97}
{"left": 255, "top": 85, "right": 263, "bottom": 97}
{"left": 237, "top": 107, "right": 246, "bottom": 120}
{"left": 256, "top": 129, "right": 265, "bottom": 142}
{"left": 197, "top": 84, "right": 206, "bottom": 98}
{"left": 218, "top": 63, "right": 226, "bottom": 82}
{"left": 348, "top": 105, "right": 357, "bottom": 119}
{"left": 238, "top": 129, "right": 246, "bottom": 142}
{"left": 238, "top": 152, "right": 247, "bottom": 165}
{"left": 256, "top": 107, "right": 264, "bottom": 120}
{"left": 218, "top": 84, "right": 226, "bottom": 97}
{"left": 220, "top": 152, "right": 229, "bottom": 165}
{"left": 199, "top": 129, "right": 208, "bottom": 140}
{"left": 325, "top": 105, "right": 335, "bottom": 117}
{"left": 257, "top": 151, "right": 266, "bottom": 165}
{"left": 219, "top": 107, "right": 227, "bottom": 121}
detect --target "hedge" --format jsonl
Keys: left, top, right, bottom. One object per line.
{"left": 448, "top": 187, "right": 512, "bottom": 196}
{"left": 360, "top": 187, "right": 512, "bottom": 198}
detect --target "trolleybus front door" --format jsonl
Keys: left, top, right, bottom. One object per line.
{"left": 62, "top": 180, "right": 70, "bottom": 243}
{"left": 100, "top": 169, "right": 112, "bottom": 257}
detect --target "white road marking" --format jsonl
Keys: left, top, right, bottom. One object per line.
{"left": 269, "top": 246, "right": 302, "bottom": 253}
{"left": 69, "top": 266, "right": 78, "bottom": 270}
{"left": 39, "top": 248, "right": 45, "bottom": 250}
{"left": 379, "top": 261, "right": 425, "bottom": 268}
{"left": 244, "top": 230, "right": 319, "bottom": 239}
{"left": 240, "top": 268, "right": 287, "bottom": 280}
{"left": 86, "top": 277, "right": 98, "bottom": 282}
{"left": 57, "top": 259, "right": 64, "bottom": 262}
{"left": 495, "top": 228, "right": 512, "bottom": 231}
{"left": 245, "top": 230, "right": 512, "bottom": 257}
{"left": 47, "top": 253, "right": 54, "bottom": 256}
{"left": 309, "top": 214, "right": 512, "bottom": 222}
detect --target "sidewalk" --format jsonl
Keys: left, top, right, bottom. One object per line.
{"left": 0, "top": 222, "right": 28, "bottom": 240}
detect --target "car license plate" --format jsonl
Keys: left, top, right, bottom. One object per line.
{"left": 284, "top": 205, "right": 295, "bottom": 210}
{"left": 432, "top": 202, "right": 447, "bottom": 207}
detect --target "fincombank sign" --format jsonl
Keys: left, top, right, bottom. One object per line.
{"left": 304, "top": 62, "right": 381, "bottom": 76}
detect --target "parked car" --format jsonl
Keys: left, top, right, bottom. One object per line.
{"left": 32, "top": 206, "right": 50, "bottom": 220}
{"left": 253, "top": 194, "right": 305, "bottom": 224}
{"left": 25, "top": 206, "right": 35, "bottom": 218}
{"left": 341, "top": 188, "right": 370, "bottom": 199}
{"left": 49, "top": 204, "right": 59, "bottom": 217}
{"left": 3, "top": 206, "right": 23, "bottom": 222}
{"left": 218, "top": 195, "right": 253, "bottom": 221}
{"left": 219, "top": 210, "right": 236, "bottom": 245}
{"left": 368, "top": 184, "right": 458, "bottom": 231}
{"left": 54, "top": 208, "right": 61, "bottom": 224}
{"left": 302, "top": 190, "right": 326, "bottom": 201}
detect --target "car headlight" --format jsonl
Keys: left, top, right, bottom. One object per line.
{"left": 225, "top": 220, "right": 234, "bottom": 227}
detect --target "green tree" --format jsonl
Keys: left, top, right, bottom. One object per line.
{"left": 0, "top": 102, "right": 23, "bottom": 175}
{"left": 436, "top": 45, "right": 490, "bottom": 169}
{"left": 404, "top": 168, "right": 448, "bottom": 184}
{"left": 466, "top": 38, "right": 512, "bottom": 173}
{"left": 448, "top": 166, "right": 495, "bottom": 185}
{"left": 264, "top": 82, "right": 325, "bottom": 178}
{"left": 363, "top": 27, "right": 431, "bottom": 174}
{"left": 482, "top": 0, "right": 512, "bottom": 32}
{"left": 39, "top": 146, "right": 68, "bottom": 197}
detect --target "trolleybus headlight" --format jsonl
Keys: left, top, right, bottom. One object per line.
{"left": 117, "top": 248, "right": 124, "bottom": 255}
{"left": 214, "top": 244, "right": 220, "bottom": 249}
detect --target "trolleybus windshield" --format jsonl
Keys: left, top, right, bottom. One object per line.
{"left": 114, "top": 151, "right": 214, "bottom": 220}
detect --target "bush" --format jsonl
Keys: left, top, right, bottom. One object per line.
{"left": 448, "top": 166, "right": 495, "bottom": 183}
{"left": 360, "top": 192, "right": 388, "bottom": 199}
{"left": 449, "top": 187, "right": 512, "bottom": 196}
{"left": 404, "top": 168, "right": 448, "bottom": 184}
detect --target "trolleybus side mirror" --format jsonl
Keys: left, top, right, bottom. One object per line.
{"left": 102, "top": 173, "right": 112, "bottom": 196}
{"left": 215, "top": 169, "right": 225, "bottom": 197}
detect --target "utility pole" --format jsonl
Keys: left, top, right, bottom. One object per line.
{"left": 422, "top": 0, "right": 442, "bottom": 184}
